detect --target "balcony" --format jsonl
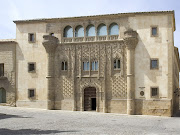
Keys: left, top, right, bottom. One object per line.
{"left": 74, "top": 37, "right": 84, "bottom": 42}
{"left": 108, "top": 35, "right": 119, "bottom": 40}
{"left": 62, "top": 35, "right": 120, "bottom": 43}
{"left": 96, "top": 36, "right": 107, "bottom": 41}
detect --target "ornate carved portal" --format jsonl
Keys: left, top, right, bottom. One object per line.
{"left": 84, "top": 87, "right": 96, "bottom": 111}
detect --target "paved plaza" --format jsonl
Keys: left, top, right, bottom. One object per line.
{"left": 0, "top": 106, "right": 180, "bottom": 135}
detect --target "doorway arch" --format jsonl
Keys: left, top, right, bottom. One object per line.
{"left": 0, "top": 87, "right": 6, "bottom": 103}
{"left": 84, "top": 87, "right": 96, "bottom": 111}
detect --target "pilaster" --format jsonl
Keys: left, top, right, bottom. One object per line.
{"left": 42, "top": 35, "right": 59, "bottom": 110}
{"left": 124, "top": 29, "right": 138, "bottom": 115}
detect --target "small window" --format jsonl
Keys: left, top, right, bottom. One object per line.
{"left": 50, "top": 33, "right": 54, "bottom": 36}
{"left": 61, "top": 61, "right": 68, "bottom": 70}
{"left": 150, "top": 59, "right": 158, "bottom": 69}
{"left": 92, "top": 61, "right": 98, "bottom": 71}
{"left": 28, "top": 89, "right": 35, "bottom": 98}
{"left": 29, "top": 33, "right": 35, "bottom": 42}
{"left": 151, "top": 87, "right": 158, "bottom": 97}
{"left": 28, "top": 62, "right": 36, "bottom": 72}
{"left": 151, "top": 27, "right": 157, "bottom": 36}
{"left": 114, "top": 59, "right": 120, "bottom": 69}
{"left": 0, "top": 63, "right": 4, "bottom": 77}
{"left": 83, "top": 61, "right": 89, "bottom": 71}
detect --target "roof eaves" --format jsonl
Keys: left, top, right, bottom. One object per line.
{"left": 13, "top": 10, "right": 175, "bottom": 23}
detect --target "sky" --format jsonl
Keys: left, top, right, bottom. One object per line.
{"left": 0, "top": 0, "right": 180, "bottom": 48}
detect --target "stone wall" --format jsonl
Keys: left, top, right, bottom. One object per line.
{"left": 0, "top": 41, "right": 16, "bottom": 106}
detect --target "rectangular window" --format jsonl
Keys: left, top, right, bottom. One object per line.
{"left": 151, "top": 87, "right": 158, "bottom": 97}
{"left": 151, "top": 26, "right": 158, "bottom": 36}
{"left": 29, "top": 33, "right": 35, "bottom": 42}
{"left": 150, "top": 59, "right": 159, "bottom": 69}
{"left": 91, "top": 61, "right": 98, "bottom": 71}
{"left": 28, "top": 62, "right": 36, "bottom": 72}
{"left": 83, "top": 61, "right": 89, "bottom": 71}
{"left": 0, "top": 63, "right": 4, "bottom": 77}
{"left": 28, "top": 89, "right": 35, "bottom": 98}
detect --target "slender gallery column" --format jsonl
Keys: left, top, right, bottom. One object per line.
{"left": 124, "top": 30, "right": 138, "bottom": 115}
{"left": 42, "top": 35, "right": 58, "bottom": 110}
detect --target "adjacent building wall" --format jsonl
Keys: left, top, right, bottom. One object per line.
{"left": 0, "top": 41, "right": 16, "bottom": 106}
{"left": 15, "top": 23, "right": 49, "bottom": 108}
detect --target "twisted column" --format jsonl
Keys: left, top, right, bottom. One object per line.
{"left": 42, "top": 35, "right": 58, "bottom": 110}
{"left": 124, "top": 30, "right": 138, "bottom": 115}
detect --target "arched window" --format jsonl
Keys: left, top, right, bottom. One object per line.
{"left": 62, "top": 61, "right": 68, "bottom": 70}
{"left": 91, "top": 61, "right": 98, "bottom": 71}
{"left": 109, "top": 23, "right": 119, "bottom": 35}
{"left": 64, "top": 26, "right": 73, "bottom": 37}
{"left": 83, "top": 61, "right": 90, "bottom": 71}
{"left": 97, "top": 24, "right": 107, "bottom": 36}
{"left": 75, "top": 25, "right": 84, "bottom": 37}
{"left": 114, "top": 59, "right": 120, "bottom": 69}
{"left": 86, "top": 25, "right": 95, "bottom": 36}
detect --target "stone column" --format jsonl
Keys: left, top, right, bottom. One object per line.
{"left": 42, "top": 35, "right": 58, "bottom": 110}
{"left": 124, "top": 30, "right": 138, "bottom": 115}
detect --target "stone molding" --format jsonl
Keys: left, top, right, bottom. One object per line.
{"left": 124, "top": 30, "right": 138, "bottom": 50}
{"left": 42, "top": 35, "right": 59, "bottom": 53}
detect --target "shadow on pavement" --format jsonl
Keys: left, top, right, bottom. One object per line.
{"left": 173, "top": 110, "right": 180, "bottom": 117}
{"left": 0, "top": 113, "right": 31, "bottom": 120}
{"left": 0, "top": 128, "right": 78, "bottom": 135}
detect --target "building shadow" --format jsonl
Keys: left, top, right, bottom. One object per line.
{"left": 0, "top": 128, "right": 78, "bottom": 135}
{"left": 0, "top": 113, "right": 31, "bottom": 120}
{"left": 173, "top": 110, "right": 180, "bottom": 117}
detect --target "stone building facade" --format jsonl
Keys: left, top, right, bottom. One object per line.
{"left": 0, "top": 11, "right": 179, "bottom": 116}
{"left": 0, "top": 40, "right": 16, "bottom": 106}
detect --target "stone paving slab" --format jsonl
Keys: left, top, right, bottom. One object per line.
{"left": 0, "top": 106, "right": 180, "bottom": 135}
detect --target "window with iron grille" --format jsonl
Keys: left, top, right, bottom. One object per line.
{"left": 151, "top": 87, "right": 158, "bottom": 97}
{"left": 28, "top": 89, "right": 35, "bottom": 98}
{"left": 150, "top": 59, "right": 159, "bottom": 69}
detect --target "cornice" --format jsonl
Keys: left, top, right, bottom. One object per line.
{"left": 13, "top": 10, "right": 174, "bottom": 24}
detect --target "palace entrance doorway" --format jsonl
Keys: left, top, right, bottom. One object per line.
{"left": 84, "top": 87, "right": 96, "bottom": 111}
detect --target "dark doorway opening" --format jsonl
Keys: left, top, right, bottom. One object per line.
{"left": 91, "top": 98, "right": 96, "bottom": 110}
{"left": 0, "top": 88, "right": 6, "bottom": 103}
{"left": 84, "top": 87, "right": 96, "bottom": 111}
